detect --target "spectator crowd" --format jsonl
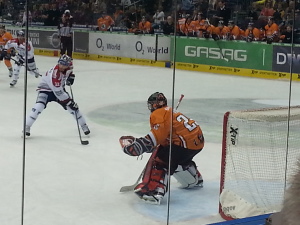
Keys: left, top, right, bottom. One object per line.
{"left": 0, "top": 0, "right": 299, "bottom": 44}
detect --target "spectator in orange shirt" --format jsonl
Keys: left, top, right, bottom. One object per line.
{"left": 138, "top": 16, "right": 152, "bottom": 34}
{"left": 227, "top": 20, "right": 244, "bottom": 40}
{"left": 97, "top": 11, "right": 114, "bottom": 31}
{"left": 179, "top": 16, "right": 196, "bottom": 36}
{"left": 212, "top": 20, "right": 230, "bottom": 40}
{"left": 128, "top": 21, "right": 139, "bottom": 34}
{"left": 202, "top": 19, "right": 215, "bottom": 39}
{"left": 244, "top": 22, "right": 261, "bottom": 42}
{"left": 264, "top": 16, "right": 279, "bottom": 43}
{"left": 192, "top": 13, "right": 206, "bottom": 37}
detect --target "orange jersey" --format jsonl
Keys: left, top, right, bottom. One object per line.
{"left": 0, "top": 32, "right": 13, "bottom": 49}
{"left": 180, "top": 22, "right": 196, "bottom": 35}
{"left": 264, "top": 23, "right": 279, "bottom": 37}
{"left": 138, "top": 21, "right": 152, "bottom": 33}
{"left": 204, "top": 25, "right": 215, "bottom": 36}
{"left": 178, "top": 18, "right": 186, "bottom": 26}
{"left": 229, "top": 25, "right": 244, "bottom": 40}
{"left": 213, "top": 26, "right": 230, "bottom": 39}
{"left": 189, "top": 20, "right": 200, "bottom": 32}
{"left": 97, "top": 16, "right": 114, "bottom": 31}
{"left": 148, "top": 107, "right": 204, "bottom": 150}
{"left": 244, "top": 28, "right": 261, "bottom": 41}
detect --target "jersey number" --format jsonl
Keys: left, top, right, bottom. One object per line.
{"left": 176, "top": 115, "right": 198, "bottom": 131}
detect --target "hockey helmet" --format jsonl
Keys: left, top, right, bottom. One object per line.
{"left": 58, "top": 54, "right": 72, "bottom": 67}
{"left": 147, "top": 92, "right": 167, "bottom": 112}
{"left": 17, "top": 30, "right": 25, "bottom": 37}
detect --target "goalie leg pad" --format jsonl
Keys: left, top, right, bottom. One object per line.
{"left": 173, "top": 161, "right": 203, "bottom": 189}
{"left": 134, "top": 154, "right": 168, "bottom": 204}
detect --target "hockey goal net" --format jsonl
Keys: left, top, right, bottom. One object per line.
{"left": 219, "top": 106, "right": 300, "bottom": 220}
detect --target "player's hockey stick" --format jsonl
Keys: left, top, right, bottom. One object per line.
{"left": 69, "top": 85, "right": 89, "bottom": 145}
{"left": 10, "top": 57, "right": 42, "bottom": 77}
{"left": 119, "top": 94, "right": 184, "bottom": 192}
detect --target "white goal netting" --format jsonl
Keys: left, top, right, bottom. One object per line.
{"left": 219, "top": 106, "right": 300, "bottom": 220}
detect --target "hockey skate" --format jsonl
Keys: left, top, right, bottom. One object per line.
{"left": 21, "top": 126, "right": 31, "bottom": 137}
{"left": 195, "top": 172, "right": 204, "bottom": 188}
{"left": 81, "top": 124, "right": 90, "bottom": 135}
{"left": 10, "top": 80, "right": 17, "bottom": 87}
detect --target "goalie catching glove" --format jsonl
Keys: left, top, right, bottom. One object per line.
{"left": 119, "top": 135, "right": 155, "bottom": 156}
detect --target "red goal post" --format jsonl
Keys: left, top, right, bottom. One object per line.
{"left": 219, "top": 106, "right": 300, "bottom": 220}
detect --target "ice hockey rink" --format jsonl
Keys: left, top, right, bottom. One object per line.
{"left": 1, "top": 55, "right": 300, "bottom": 225}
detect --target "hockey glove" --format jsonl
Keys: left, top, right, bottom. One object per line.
{"left": 67, "top": 99, "right": 79, "bottom": 111}
{"left": 212, "top": 33, "right": 220, "bottom": 41}
{"left": 266, "top": 37, "right": 273, "bottom": 44}
{"left": 246, "top": 35, "right": 253, "bottom": 42}
{"left": 10, "top": 48, "right": 16, "bottom": 57}
{"left": 1, "top": 49, "right": 7, "bottom": 58}
{"left": 120, "top": 136, "right": 155, "bottom": 156}
{"left": 203, "top": 32, "right": 210, "bottom": 39}
{"left": 66, "top": 74, "right": 75, "bottom": 86}
{"left": 16, "top": 56, "right": 25, "bottom": 66}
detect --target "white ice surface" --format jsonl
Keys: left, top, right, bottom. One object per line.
{"left": 1, "top": 55, "right": 300, "bottom": 225}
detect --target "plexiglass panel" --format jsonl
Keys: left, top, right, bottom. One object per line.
{"left": 0, "top": 0, "right": 298, "bottom": 224}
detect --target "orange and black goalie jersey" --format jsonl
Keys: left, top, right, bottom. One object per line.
{"left": 147, "top": 106, "right": 204, "bottom": 150}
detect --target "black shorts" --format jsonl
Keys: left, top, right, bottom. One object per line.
{"left": 37, "top": 91, "right": 68, "bottom": 109}
{"left": 156, "top": 144, "right": 202, "bottom": 174}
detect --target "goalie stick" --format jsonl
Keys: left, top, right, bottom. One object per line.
{"left": 119, "top": 166, "right": 146, "bottom": 192}
{"left": 119, "top": 94, "right": 185, "bottom": 192}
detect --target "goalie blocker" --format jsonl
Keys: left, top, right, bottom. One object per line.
{"left": 119, "top": 92, "right": 205, "bottom": 205}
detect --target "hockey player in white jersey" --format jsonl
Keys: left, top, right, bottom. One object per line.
{"left": 24, "top": 54, "right": 90, "bottom": 136}
{"left": 1, "top": 30, "right": 39, "bottom": 87}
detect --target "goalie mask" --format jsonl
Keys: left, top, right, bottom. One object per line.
{"left": 58, "top": 54, "right": 72, "bottom": 67}
{"left": 147, "top": 92, "right": 167, "bottom": 112}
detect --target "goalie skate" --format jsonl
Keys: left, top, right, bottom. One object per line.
{"left": 134, "top": 189, "right": 164, "bottom": 205}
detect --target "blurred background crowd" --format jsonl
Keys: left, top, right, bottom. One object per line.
{"left": 0, "top": 0, "right": 300, "bottom": 43}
